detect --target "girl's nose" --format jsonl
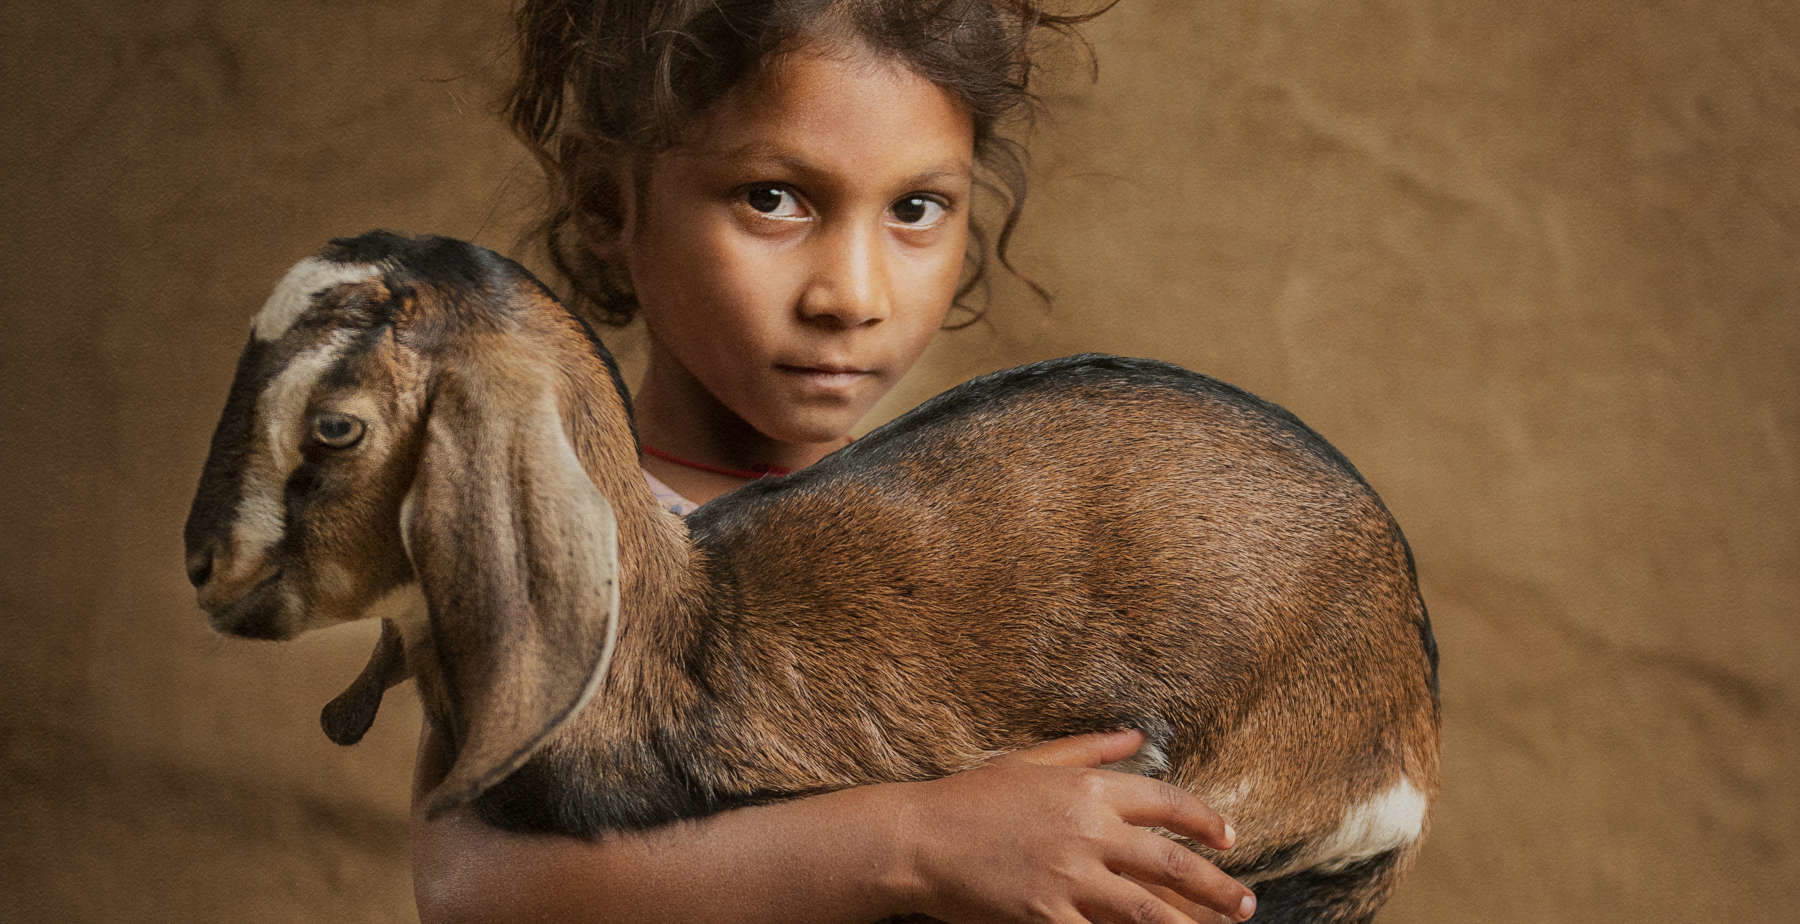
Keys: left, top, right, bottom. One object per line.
{"left": 797, "top": 222, "right": 891, "bottom": 328}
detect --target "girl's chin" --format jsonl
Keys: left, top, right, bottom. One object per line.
{"left": 752, "top": 406, "right": 863, "bottom": 447}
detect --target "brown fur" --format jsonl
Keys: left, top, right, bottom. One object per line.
{"left": 186, "top": 233, "right": 1440, "bottom": 920}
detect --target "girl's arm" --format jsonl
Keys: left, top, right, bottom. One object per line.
{"left": 410, "top": 724, "right": 1254, "bottom": 923}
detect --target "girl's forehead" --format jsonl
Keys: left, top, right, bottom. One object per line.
{"left": 677, "top": 41, "right": 974, "bottom": 179}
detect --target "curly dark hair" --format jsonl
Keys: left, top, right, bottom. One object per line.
{"left": 505, "top": 0, "right": 1112, "bottom": 328}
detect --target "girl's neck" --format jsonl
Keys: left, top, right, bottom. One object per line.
{"left": 633, "top": 350, "right": 850, "bottom": 506}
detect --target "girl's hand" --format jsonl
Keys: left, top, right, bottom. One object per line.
{"left": 894, "top": 730, "right": 1256, "bottom": 923}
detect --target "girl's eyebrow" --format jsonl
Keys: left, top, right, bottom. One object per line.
{"left": 902, "top": 166, "right": 974, "bottom": 187}
{"left": 715, "top": 141, "right": 971, "bottom": 188}
{"left": 720, "top": 142, "right": 815, "bottom": 175}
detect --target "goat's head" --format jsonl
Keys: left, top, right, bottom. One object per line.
{"left": 184, "top": 231, "right": 624, "bottom": 815}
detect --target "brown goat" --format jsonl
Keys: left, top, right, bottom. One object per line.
{"left": 184, "top": 231, "right": 1441, "bottom": 922}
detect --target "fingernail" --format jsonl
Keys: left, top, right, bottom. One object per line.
{"left": 1222, "top": 823, "right": 1237, "bottom": 848}
{"left": 1237, "top": 893, "right": 1256, "bottom": 920}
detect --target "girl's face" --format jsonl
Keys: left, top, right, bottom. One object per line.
{"left": 622, "top": 41, "right": 975, "bottom": 445}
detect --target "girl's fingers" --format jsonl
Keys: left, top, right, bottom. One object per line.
{"left": 1078, "top": 875, "right": 1214, "bottom": 924}
{"left": 1000, "top": 729, "right": 1149, "bottom": 768}
{"left": 1109, "top": 830, "right": 1256, "bottom": 921}
{"left": 1132, "top": 879, "right": 1237, "bottom": 924}
{"left": 1107, "top": 775, "right": 1236, "bottom": 850}
{"left": 997, "top": 734, "right": 1234, "bottom": 851}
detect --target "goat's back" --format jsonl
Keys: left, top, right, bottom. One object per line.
{"left": 679, "top": 354, "right": 1439, "bottom": 878}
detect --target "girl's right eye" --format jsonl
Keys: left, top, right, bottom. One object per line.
{"left": 740, "top": 184, "right": 809, "bottom": 222}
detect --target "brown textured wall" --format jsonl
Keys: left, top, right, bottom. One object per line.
{"left": 3, "top": 0, "right": 1794, "bottom": 920}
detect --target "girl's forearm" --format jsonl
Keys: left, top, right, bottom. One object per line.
{"left": 409, "top": 726, "right": 1255, "bottom": 923}
{"left": 411, "top": 781, "right": 920, "bottom": 924}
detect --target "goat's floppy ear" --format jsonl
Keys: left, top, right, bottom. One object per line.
{"left": 320, "top": 618, "right": 410, "bottom": 746}
{"left": 401, "top": 361, "right": 621, "bottom": 819}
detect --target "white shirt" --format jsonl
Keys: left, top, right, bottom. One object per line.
{"left": 642, "top": 467, "right": 699, "bottom": 516}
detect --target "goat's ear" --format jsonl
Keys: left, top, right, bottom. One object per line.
{"left": 401, "top": 362, "right": 621, "bottom": 819}
{"left": 320, "top": 618, "right": 410, "bottom": 746}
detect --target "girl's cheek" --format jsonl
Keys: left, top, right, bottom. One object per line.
{"left": 898, "top": 236, "right": 965, "bottom": 324}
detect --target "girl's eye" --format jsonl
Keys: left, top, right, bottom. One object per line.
{"left": 888, "top": 195, "right": 949, "bottom": 229}
{"left": 741, "top": 185, "right": 808, "bottom": 221}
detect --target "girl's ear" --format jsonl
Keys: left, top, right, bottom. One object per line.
{"left": 559, "top": 134, "right": 637, "bottom": 263}
{"left": 400, "top": 358, "right": 622, "bottom": 819}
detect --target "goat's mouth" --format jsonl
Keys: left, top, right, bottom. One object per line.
{"left": 204, "top": 569, "right": 296, "bottom": 640}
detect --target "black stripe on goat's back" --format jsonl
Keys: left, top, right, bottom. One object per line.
{"left": 690, "top": 352, "right": 1377, "bottom": 527}
{"left": 949, "top": 354, "right": 1436, "bottom": 701}
{"left": 896, "top": 353, "right": 1358, "bottom": 482}
{"left": 1421, "top": 599, "right": 1441, "bottom": 703}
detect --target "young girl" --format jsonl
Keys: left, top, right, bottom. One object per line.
{"left": 412, "top": 2, "right": 1257, "bottom": 921}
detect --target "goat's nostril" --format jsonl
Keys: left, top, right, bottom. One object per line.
{"left": 187, "top": 550, "right": 215, "bottom": 588}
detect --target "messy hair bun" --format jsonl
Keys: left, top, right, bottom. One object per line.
{"left": 506, "top": 0, "right": 1112, "bottom": 327}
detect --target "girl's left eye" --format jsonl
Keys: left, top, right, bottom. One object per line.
{"left": 741, "top": 185, "right": 809, "bottom": 221}
{"left": 888, "top": 195, "right": 950, "bottom": 229}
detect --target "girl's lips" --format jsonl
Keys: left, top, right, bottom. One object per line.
{"left": 777, "top": 365, "right": 872, "bottom": 390}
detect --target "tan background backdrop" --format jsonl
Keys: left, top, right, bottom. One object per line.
{"left": 4, "top": 0, "right": 1795, "bottom": 919}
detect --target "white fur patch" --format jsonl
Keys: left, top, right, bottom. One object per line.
{"left": 1100, "top": 741, "right": 1170, "bottom": 778}
{"left": 228, "top": 331, "right": 355, "bottom": 565}
{"left": 1232, "top": 776, "right": 1427, "bottom": 886}
{"left": 1309, "top": 777, "right": 1428, "bottom": 871}
{"left": 252, "top": 258, "right": 382, "bottom": 341}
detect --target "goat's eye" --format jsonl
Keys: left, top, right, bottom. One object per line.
{"left": 311, "top": 412, "right": 365, "bottom": 449}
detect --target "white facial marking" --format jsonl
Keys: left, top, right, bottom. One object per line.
{"left": 228, "top": 330, "right": 356, "bottom": 566}
{"left": 252, "top": 257, "right": 383, "bottom": 342}
{"left": 1309, "top": 776, "right": 1428, "bottom": 871}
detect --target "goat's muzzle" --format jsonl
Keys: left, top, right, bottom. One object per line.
{"left": 197, "top": 566, "right": 293, "bottom": 640}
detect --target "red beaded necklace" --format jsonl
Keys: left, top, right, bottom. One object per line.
{"left": 639, "top": 443, "right": 795, "bottom": 480}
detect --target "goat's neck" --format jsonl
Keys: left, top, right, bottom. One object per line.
{"left": 556, "top": 360, "right": 712, "bottom": 699}
{"left": 530, "top": 343, "right": 833, "bottom": 834}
